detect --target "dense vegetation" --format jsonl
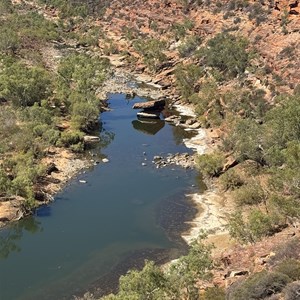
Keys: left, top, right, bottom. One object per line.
{"left": 0, "top": 1, "right": 110, "bottom": 209}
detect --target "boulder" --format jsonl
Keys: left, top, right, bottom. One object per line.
{"left": 133, "top": 99, "right": 166, "bottom": 110}
{"left": 83, "top": 135, "right": 100, "bottom": 143}
{"left": 137, "top": 111, "right": 161, "bottom": 119}
{"left": 165, "top": 115, "right": 181, "bottom": 123}
{"left": 46, "top": 162, "right": 59, "bottom": 175}
{"left": 189, "top": 121, "right": 201, "bottom": 129}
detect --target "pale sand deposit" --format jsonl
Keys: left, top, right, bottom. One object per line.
{"left": 174, "top": 104, "right": 232, "bottom": 246}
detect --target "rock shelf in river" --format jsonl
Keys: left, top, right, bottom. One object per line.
{"left": 132, "top": 99, "right": 166, "bottom": 110}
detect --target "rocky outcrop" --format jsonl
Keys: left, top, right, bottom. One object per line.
{"left": 152, "top": 153, "right": 195, "bottom": 169}
{"left": 133, "top": 99, "right": 166, "bottom": 110}
{"left": 0, "top": 197, "right": 25, "bottom": 227}
{"left": 83, "top": 135, "right": 100, "bottom": 143}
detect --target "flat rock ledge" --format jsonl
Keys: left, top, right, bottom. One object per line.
{"left": 133, "top": 99, "right": 166, "bottom": 110}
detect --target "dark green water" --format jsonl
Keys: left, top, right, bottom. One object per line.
{"left": 0, "top": 94, "right": 200, "bottom": 300}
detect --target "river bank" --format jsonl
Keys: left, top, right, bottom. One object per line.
{"left": 0, "top": 64, "right": 169, "bottom": 228}
{"left": 0, "top": 57, "right": 233, "bottom": 254}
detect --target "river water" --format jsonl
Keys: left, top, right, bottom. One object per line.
{"left": 0, "top": 93, "right": 201, "bottom": 300}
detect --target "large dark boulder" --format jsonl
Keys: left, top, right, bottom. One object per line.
{"left": 132, "top": 99, "right": 166, "bottom": 110}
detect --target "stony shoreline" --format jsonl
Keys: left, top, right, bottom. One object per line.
{"left": 170, "top": 103, "right": 232, "bottom": 247}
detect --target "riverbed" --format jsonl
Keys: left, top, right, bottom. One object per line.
{"left": 0, "top": 93, "right": 202, "bottom": 299}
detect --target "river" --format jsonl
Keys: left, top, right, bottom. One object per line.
{"left": 0, "top": 93, "right": 202, "bottom": 300}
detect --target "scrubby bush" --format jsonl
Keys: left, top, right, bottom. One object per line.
{"left": 198, "top": 33, "right": 249, "bottom": 78}
{"left": 71, "top": 101, "right": 99, "bottom": 132}
{"left": 223, "top": 118, "right": 265, "bottom": 165}
{"left": 248, "top": 209, "right": 273, "bottom": 239}
{"left": 197, "top": 152, "right": 225, "bottom": 177}
{"left": 58, "top": 131, "right": 84, "bottom": 148}
{"left": 133, "top": 38, "right": 167, "bottom": 72}
{"left": 178, "top": 35, "right": 201, "bottom": 57}
{"left": 283, "top": 281, "right": 300, "bottom": 300}
{"left": 220, "top": 169, "right": 244, "bottom": 191}
{"left": 175, "top": 63, "right": 203, "bottom": 100}
{"left": 234, "top": 181, "right": 265, "bottom": 206}
{"left": 275, "top": 259, "right": 300, "bottom": 281}
{"left": 0, "top": 62, "right": 52, "bottom": 107}
{"left": 57, "top": 53, "right": 109, "bottom": 98}
{"left": 228, "top": 208, "right": 274, "bottom": 243}
{"left": 268, "top": 195, "right": 300, "bottom": 221}
{"left": 202, "top": 286, "right": 225, "bottom": 300}
{"left": 0, "top": 27, "right": 19, "bottom": 54}
{"left": 227, "top": 271, "right": 291, "bottom": 300}
{"left": 269, "top": 239, "right": 300, "bottom": 266}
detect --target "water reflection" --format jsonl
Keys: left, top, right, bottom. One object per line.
{"left": 172, "top": 125, "right": 196, "bottom": 145}
{"left": 132, "top": 118, "right": 165, "bottom": 135}
{"left": 99, "top": 130, "right": 115, "bottom": 148}
{"left": 36, "top": 205, "right": 51, "bottom": 217}
{"left": 0, "top": 218, "right": 42, "bottom": 259}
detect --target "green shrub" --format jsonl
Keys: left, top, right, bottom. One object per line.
{"left": 133, "top": 38, "right": 167, "bottom": 72}
{"left": 189, "top": 79, "right": 219, "bottom": 116}
{"left": 202, "top": 286, "right": 225, "bottom": 300}
{"left": 0, "top": 62, "right": 51, "bottom": 107}
{"left": 71, "top": 101, "right": 99, "bottom": 132}
{"left": 70, "top": 142, "right": 85, "bottom": 153}
{"left": 198, "top": 33, "right": 249, "bottom": 78}
{"left": 275, "top": 259, "right": 300, "bottom": 281}
{"left": 269, "top": 239, "right": 300, "bottom": 266}
{"left": 269, "top": 194, "right": 300, "bottom": 220}
{"left": 56, "top": 53, "right": 110, "bottom": 101}
{"left": 175, "top": 63, "right": 202, "bottom": 100}
{"left": 178, "top": 35, "right": 201, "bottom": 57}
{"left": 227, "top": 210, "right": 257, "bottom": 243}
{"left": 219, "top": 169, "right": 244, "bottom": 190}
{"left": 58, "top": 131, "right": 84, "bottom": 147}
{"left": 197, "top": 152, "right": 225, "bottom": 177}
{"left": 228, "top": 209, "right": 273, "bottom": 243}
{"left": 42, "top": 129, "right": 61, "bottom": 146}
{"left": 234, "top": 182, "right": 265, "bottom": 206}
{"left": 248, "top": 209, "right": 273, "bottom": 239}
{"left": 223, "top": 118, "right": 265, "bottom": 165}
{"left": 0, "top": 27, "right": 19, "bottom": 54}
{"left": 228, "top": 271, "right": 291, "bottom": 300}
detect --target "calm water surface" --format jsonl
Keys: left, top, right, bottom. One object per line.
{"left": 0, "top": 94, "right": 201, "bottom": 300}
